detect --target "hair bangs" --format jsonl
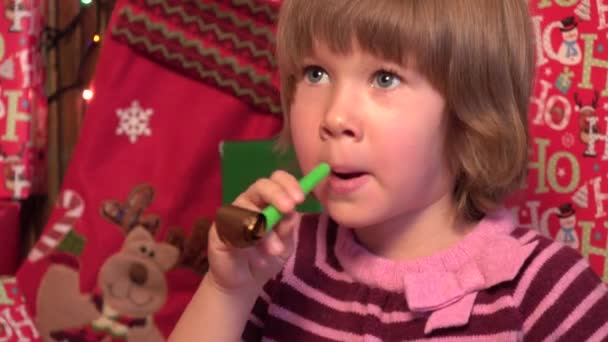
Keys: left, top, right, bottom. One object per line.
{"left": 277, "top": 0, "right": 451, "bottom": 95}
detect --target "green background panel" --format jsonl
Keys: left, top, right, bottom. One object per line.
{"left": 220, "top": 139, "right": 322, "bottom": 213}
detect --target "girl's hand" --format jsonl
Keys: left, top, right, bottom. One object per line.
{"left": 206, "top": 170, "right": 305, "bottom": 294}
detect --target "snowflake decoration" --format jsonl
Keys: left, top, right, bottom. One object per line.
{"left": 116, "top": 100, "right": 153, "bottom": 143}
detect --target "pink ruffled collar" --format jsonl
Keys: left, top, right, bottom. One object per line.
{"left": 333, "top": 209, "right": 538, "bottom": 334}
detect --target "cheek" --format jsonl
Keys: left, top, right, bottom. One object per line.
{"left": 289, "top": 87, "right": 324, "bottom": 170}
{"left": 374, "top": 118, "right": 448, "bottom": 183}
{"left": 289, "top": 106, "right": 319, "bottom": 160}
{"left": 376, "top": 116, "right": 445, "bottom": 158}
{"left": 289, "top": 108, "right": 317, "bottom": 142}
{"left": 381, "top": 141, "right": 438, "bottom": 179}
{"left": 290, "top": 86, "right": 323, "bottom": 129}
{"left": 291, "top": 125, "right": 319, "bottom": 175}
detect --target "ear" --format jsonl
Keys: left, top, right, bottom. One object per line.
{"left": 154, "top": 243, "right": 180, "bottom": 271}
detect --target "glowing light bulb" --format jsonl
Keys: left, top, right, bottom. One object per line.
{"left": 82, "top": 88, "right": 94, "bottom": 101}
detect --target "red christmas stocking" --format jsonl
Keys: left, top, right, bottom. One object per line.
{"left": 16, "top": 0, "right": 282, "bottom": 339}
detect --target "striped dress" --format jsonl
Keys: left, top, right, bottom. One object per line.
{"left": 243, "top": 210, "right": 608, "bottom": 341}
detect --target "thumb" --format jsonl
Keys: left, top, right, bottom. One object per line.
{"left": 270, "top": 212, "right": 300, "bottom": 260}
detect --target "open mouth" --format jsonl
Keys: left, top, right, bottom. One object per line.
{"left": 332, "top": 171, "right": 366, "bottom": 180}
{"left": 328, "top": 170, "right": 369, "bottom": 193}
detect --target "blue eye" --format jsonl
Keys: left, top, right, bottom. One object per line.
{"left": 303, "top": 66, "right": 329, "bottom": 84}
{"left": 373, "top": 71, "right": 401, "bottom": 89}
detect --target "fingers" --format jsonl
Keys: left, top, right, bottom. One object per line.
{"left": 204, "top": 170, "right": 306, "bottom": 293}
{"left": 256, "top": 212, "right": 299, "bottom": 260}
{"left": 207, "top": 223, "right": 231, "bottom": 252}
{"left": 209, "top": 170, "right": 303, "bottom": 284}
{"left": 240, "top": 171, "right": 302, "bottom": 259}
{"left": 274, "top": 212, "right": 299, "bottom": 239}
{"left": 235, "top": 170, "right": 304, "bottom": 213}
{"left": 271, "top": 170, "right": 305, "bottom": 202}
{"left": 250, "top": 228, "right": 296, "bottom": 281}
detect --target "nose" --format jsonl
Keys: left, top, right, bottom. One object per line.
{"left": 129, "top": 262, "right": 148, "bottom": 286}
{"left": 319, "top": 87, "right": 362, "bottom": 141}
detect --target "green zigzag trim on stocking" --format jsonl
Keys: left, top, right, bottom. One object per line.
{"left": 111, "top": 26, "right": 281, "bottom": 114}
{"left": 146, "top": 0, "right": 277, "bottom": 53}
{"left": 112, "top": 3, "right": 281, "bottom": 114}
{"left": 118, "top": 6, "right": 274, "bottom": 83}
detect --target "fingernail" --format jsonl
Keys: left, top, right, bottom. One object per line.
{"left": 293, "top": 191, "right": 304, "bottom": 202}
{"left": 279, "top": 197, "right": 293, "bottom": 211}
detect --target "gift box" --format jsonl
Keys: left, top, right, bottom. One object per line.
{"left": 0, "top": 277, "right": 41, "bottom": 341}
{"left": 0, "top": 200, "right": 20, "bottom": 276}
{"left": 0, "top": 0, "right": 47, "bottom": 199}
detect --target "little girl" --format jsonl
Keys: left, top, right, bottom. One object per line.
{"left": 171, "top": 0, "right": 608, "bottom": 340}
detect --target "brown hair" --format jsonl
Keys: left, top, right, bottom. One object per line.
{"left": 276, "top": 0, "right": 535, "bottom": 221}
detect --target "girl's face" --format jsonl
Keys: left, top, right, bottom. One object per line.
{"left": 290, "top": 41, "right": 454, "bottom": 231}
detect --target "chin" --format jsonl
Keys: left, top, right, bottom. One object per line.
{"left": 325, "top": 204, "right": 376, "bottom": 229}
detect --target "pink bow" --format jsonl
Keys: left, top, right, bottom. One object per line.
{"left": 403, "top": 239, "right": 538, "bottom": 334}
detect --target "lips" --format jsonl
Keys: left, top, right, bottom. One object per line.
{"left": 332, "top": 171, "right": 366, "bottom": 179}
{"left": 327, "top": 167, "right": 369, "bottom": 194}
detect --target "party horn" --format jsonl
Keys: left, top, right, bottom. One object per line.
{"left": 215, "top": 162, "right": 330, "bottom": 248}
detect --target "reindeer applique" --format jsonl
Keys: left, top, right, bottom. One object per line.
{"left": 574, "top": 91, "right": 602, "bottom": 150}
{"left": 35, "top": 184, "right": 211, "bottom": 342}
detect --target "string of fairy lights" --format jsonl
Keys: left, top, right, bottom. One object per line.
{"left": 15, "top": 0, "right": 113, "bottom": 257}
{"left": 45, "top": 0, "right": 113, "bottom": 104}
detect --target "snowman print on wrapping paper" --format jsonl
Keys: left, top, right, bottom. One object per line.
{"left": 555, "top": 203, "right": 580, "bottom": 250}
{"left": 558, "top": 17, "right": 581, "bottom": 65}
{"left": 545, "top": 16, "right": 582, "bottom": 66}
